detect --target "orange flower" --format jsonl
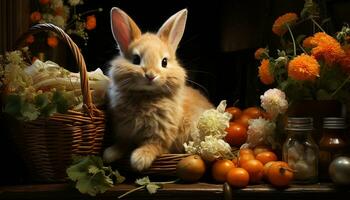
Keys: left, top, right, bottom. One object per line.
{"left": 254, "top": 48, "right": 267, "bottom": 60}
{"left": 288, "top": 54, "right": 320, "bottom": 81}
{"left": 272, "top": 13, "right": 298, "bottom": 36}
{"left": 26, "top": 35, "right": 35, "bottom": 44}
{"left": 39, "top": 0, "right": 50, "bottom": 5}
{"left": 85, "top": 15, "right": 97, "bottom": 30}
{"left": 259, "top": 59, "right": 274, "bottom": 85}
{"left": 47, "top": 36, "right": 59, "bottom": 48}
{"left": 30, "top": 11, "right": 42, "bottom": 22}
{"left": 339, "top": 45, "right": 350, "bottom": 74}
{"left": 302, "top": 36, "right": 315, "bottom": 49}
{"left": 310, "top": 32, "right": 346, "bottom": 65}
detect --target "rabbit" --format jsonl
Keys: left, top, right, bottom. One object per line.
{"left": 103, "top": 7, "right": 213, "bottom": 172}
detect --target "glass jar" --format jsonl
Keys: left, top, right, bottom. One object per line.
{"left": 319, "top": 117, "right": 349, "bottom": 181}
{"left": 282, "top": 117, "right": 319, "bottom": 184}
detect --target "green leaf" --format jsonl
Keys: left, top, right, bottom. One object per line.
{"left": 135, "top": 176, "right": 151, "bottom": 186}
{"left": 146, "top": 184, "right": 160, "bottom": 194}
{"left": 75, "top": 172, "right": 114, "bottom": 196}
{"left": 66, "top": 156, "right": 124, "bottom": 196}
{"left": 52, "top": 91, "right": 69, "bottom": 113}
{"left": 40, "top": 103, "right": 57, "bottom": 117}
{"left": 66, "top": 156, "right": 103, "bottom": 181}
{"left": 35, "top": 93, "right": 49, "bottom": 109}
{"left": 21, "top": 102, "right": 39, "bottom": 121}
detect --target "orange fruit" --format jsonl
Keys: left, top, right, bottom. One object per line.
{"left": 266, "top": 161, "right": 293, "bottom": 187}
{"left": 239, "top": 148, "right": 254, "bottom": 156}
{"left": 226, "top": 167, "right": 250, "bottom": 188}
{"left": 263, "top": 161, "right": 276, "bottom": 180}
{"left": 240, "top": 159, "right": 264, "bottom": 184}
{"left": 176, "top": 155, "right": 206, "bottom": 182}
{"left": 238, "top": 153, "right": 255, "bottom": 167}
{"left": 242, "top": 107, "right": 264, "bottom": 119}
{"left": 225, "top": 122, "right": 247, "bottom": 147}
{"left": 255, "top": 151, "right": 278, "bottom": 165}
{"left": 235, "top": 114, "right": 252, "bottom": 128}
{"left": 225, "top": 107, "right": 242, "bottom": 121}
{"left": 211, "top": 159, "right": 235, "bottom": 183}
{"left": 253, "top": 145, "right": 272, "bottom": 156}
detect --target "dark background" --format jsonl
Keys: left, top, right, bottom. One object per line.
{"left": 1, "top": 0, "right": 350, "bottom": 185}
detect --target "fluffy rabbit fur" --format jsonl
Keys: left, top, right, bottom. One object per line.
{"left": 103, "top": 7, "right": 213, "bottom": 171}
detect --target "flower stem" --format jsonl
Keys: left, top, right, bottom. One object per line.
{"left": 118, "top": 185, "right": 145, "bottom": 199}
{"left": 152, "top": 179, "right": 180, "bottom": 185}
{"left": 310, "top": 17, "right": 326, "bottom": 33}
{"left": 330, "top": 74, "right": 350, "bottom": 97}
{"left": 286, "top": 24, "right": 297, "bottom": 56}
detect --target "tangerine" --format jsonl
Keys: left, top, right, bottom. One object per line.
{"left": 226, "top": 167, "right": 250, "bottom": 188}
{"left": 211, "top": 159, "right": 235, "bottom": 183}
{"left": 240, "top": 159, "right": 264, "bottom": 184}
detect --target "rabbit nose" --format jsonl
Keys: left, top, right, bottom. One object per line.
{"left": 145, "top": 73, "right": 156, "bottom": 81}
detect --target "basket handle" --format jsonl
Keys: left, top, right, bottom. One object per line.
{"left": 15, "top": 23, "right": 93, "bottom": 112}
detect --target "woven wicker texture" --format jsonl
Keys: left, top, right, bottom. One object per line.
{"left": 13, "top": 23, "right": 105, "bottom": 182}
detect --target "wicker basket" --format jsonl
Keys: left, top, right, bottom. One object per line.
{"left": 12, "top": 23, "right": 105, "bottom": 183}
{"left": 115, "top": 154, "right": 190, "bottom": 177}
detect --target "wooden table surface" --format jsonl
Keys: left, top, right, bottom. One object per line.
{"left": 1, "top": 182, "right": 349, "bottom": 200}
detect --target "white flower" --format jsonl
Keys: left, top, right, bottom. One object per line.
{"left": 68, "top": 0, "right": 82, "bottom": 6}
{"left": 198, "top": 136, "right": 233, "bottom": 162}
{"left": 260, "top": 88, "right": 288, "bottom": 119}
{"left": 183, "top": 100, "right": 233, "bottom": 161}
{"left": 242, "top": 117, "right": 276, "bottom": 149}
{"left": 6, "top": 51, "right": 23, "bottom": 65}
{"left": 184, "top": 135, "right": 233, "bottom": 162}
{"left": 197, "top": 100, "right": 231, "bottom": 140}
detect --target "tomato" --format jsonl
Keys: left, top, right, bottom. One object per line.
{"left": 225, "top": 107, "right": 242, "bottom": 121}
{"left": 253, "top": 145, "right": 272, "bottom": 156}
{"left": 235, "top": 114, "right": 253, "bottom": 128}
{"left": 211, "top": 159, "right": 235, "bottom": 183}
{"left": 176, "top": 155, "right": 206, "bottom": 182}
{"left": 255, "top": 151, "right": 278, "bottom": 165}
{"left": 238, "top": 153, "right": 255, "bottom": 167}
{"left": 225, "top": 122, "right": 247, "bottom": 147}
{"left": 240, "top": 159, "right": 264, "bottom": 184}
{"left": 242, "top": 107, "right": 264, "bottom": 119}
{"left": 239, "top": 148, "right": 254, "bottom": 156}
{"left": 266, "top": 161, "right": 293, "bottom": 187}
{"left": 226, "top": 167, "right": 250, "bottom": 188}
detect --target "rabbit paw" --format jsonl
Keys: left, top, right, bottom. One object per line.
{"left": 130, "top": 147, "right": 157, "bottom": 172}
{"left": 103, "top": 145, "right": 123, "bottom": 163}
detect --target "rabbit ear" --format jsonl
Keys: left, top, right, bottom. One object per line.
{"left": 157, "top": 9, "right": 187, "bottom": 52}
{"left": 110, "top": 7, "right": 141, "bottom": 54}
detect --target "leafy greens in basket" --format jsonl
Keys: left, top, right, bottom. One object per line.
{"left": 0, "top": 48, "right": 109, "bottom": 121}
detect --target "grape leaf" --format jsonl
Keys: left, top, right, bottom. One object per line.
{"left": 35, "top": 93, "right": 49, "bottom": 109}
{"left": 75, "top": 171, "right": 114, "bottom": 196}
{"left": 66, "top": 155, "right": 124, "bottom": 196}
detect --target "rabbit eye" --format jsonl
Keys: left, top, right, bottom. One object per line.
{"left": 161, "top": 57, "right": 168, "bottom": 68}
{"left": 132, "top": 54, "right": 141, "bottom": 65}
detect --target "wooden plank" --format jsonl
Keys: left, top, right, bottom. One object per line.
{"left": 0, "top": 183, "right": 349, "bottom": 200}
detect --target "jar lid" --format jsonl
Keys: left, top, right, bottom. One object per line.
{"left": 286, "top": 117, "right": 314, "bottom": 131}
{"left": 323, "top": 117, "right": 347, "bottom": 129}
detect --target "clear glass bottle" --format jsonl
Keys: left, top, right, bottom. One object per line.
{"left": 282, "top": 117, "right": 319, "bottom": 184}
{"left": 319, "top": 117, "right": 349, "bottom": 181}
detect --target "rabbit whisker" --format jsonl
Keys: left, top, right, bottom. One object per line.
{"left": 186, "top": 79, "right": 209, "bottom": 97}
